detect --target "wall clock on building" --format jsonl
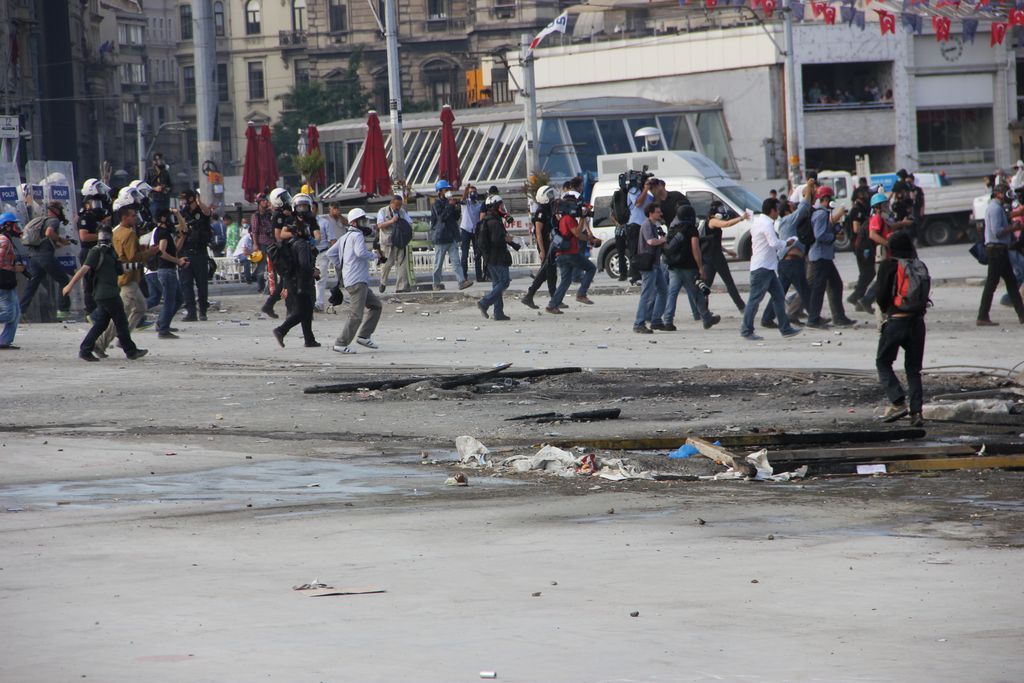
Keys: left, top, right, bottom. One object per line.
{"left": 940, "top": 37, "right": 964, "bottom": 62}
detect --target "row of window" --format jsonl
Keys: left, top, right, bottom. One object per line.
{"left": 174, "top": 0, "right": 456, "bottom": 40}
{"left": 180, "top": 62, "right": 264, "bottom": 103}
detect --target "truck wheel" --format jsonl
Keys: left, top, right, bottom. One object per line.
{"left": 736, "top": 233, "right": 752, "bottom": 261}
{"left": 603, "top": 250, "right": 626, "bottom": 279}
{"left": 923, "top": 219, "right": 955, "bottom": 246}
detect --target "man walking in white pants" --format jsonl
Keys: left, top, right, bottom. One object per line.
{"left": 332, "top": 208, "right": 383, "bottom": 354}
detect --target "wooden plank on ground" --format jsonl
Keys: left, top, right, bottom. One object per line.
{"left": 712, "top": 429, "right": 926, "bottom": 448}
{"left": 686, "top": 437, "right": 757, "bottom": 478}
{"left": 768, "top": 444, "right": 976, "bottom": 464}
{"left": 886, "top": 455, "right": 1024, "bottom": 472}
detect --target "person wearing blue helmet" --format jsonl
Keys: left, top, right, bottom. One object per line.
{"left": 429, "top": 179, "right": 472, "bottom": 291}
{"left": 0, "top": 212, "right": 26, "bottom": 349}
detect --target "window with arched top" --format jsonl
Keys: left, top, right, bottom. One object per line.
{"left": 214, "top": 1, "right": 225, "bottom": 36}
{"left": 293, "top": 0, "right": 307, "bottom": 31}
{"left": 245, "top": 0, "right": 261, "bottom": 35}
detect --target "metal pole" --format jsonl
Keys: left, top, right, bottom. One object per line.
{"left": 136, "top": 109, "right": 146, "bottom": 180}
{"left": 384, "top": 0, "right": 405, "bottom": 182}
{"left": 520, "top": 34, "right": 539, "bottom": 178}
{"left": 782, "top": 0, "right": 801, "bottom": 188}
{"left": 193, "top": 0, "right": 221, "bottom": 201}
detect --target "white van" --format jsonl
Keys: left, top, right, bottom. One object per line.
{"left": 588, "top": 151, "right": 763, "bottom": 278}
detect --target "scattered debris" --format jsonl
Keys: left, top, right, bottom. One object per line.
{"left": 506, "top": 408, "right": 621, "bottom": 423}
{"left": 292, "top": 580, "right": 386, "bottom": 598}
{"left": 305, "top": 364, "right": 581, "bottom": 394}
{"left": 923, "top": 398, "right": 1023, "bottom": 426}
{"left": 445, "top": 473, "right": 469, "bottom": 486}
{"left": 531, "top": 591, "right": 541, "bottom": 597}
{"left": 696, "top": 518, "right": 706, "bottom": 526}
{"left": 456, "top": 436, "right": 490, "bottom": 465}
{"left": 856, "top": 464, "right": 888, "bottom": 475}
{"left": 479, "top": 672, "right": 497, "bottom": 679}
{"left": 630, "top": 611, "right": 640, "bottom": 617}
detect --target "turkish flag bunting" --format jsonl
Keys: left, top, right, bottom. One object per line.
{"left": 991, "top": 20, "right": 1008, "bottom": 44}
{"left": 932, "top": 16, "right": 951, "bottom": 40}
{"left": 974, "top": 0, "right": 989, "bottom": 8}
{"left": 877, "top": 9, "right": 896, "bottom": 34}
{"left": 763, "top": 0, "right": 777, "bottom": 16}
{"left": 824, "top": 6, "right": 837, "bottom": 23}
{"left": 706, "top": 0, "right": 717, "bottom": 7}
{"left": 1009, "top": 9, "right": 1024, "bottom": 26}
{"left": 935, "top": 0, "right": 959, "bottom": 7}
{"left": 812, "top": 1, "right": 826, "bottom": 17}
{"left": 751, "top": 0, "right": 762, "bottom": 9}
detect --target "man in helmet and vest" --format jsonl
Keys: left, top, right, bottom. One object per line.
{"left": 429, "top": 180, "right": 472, "bottom": 291}
{"left": 331, "top": 208, "right": 383, "bottom": 354}
{"left": 271, "top": 202, "right": 320, "bottom": 349}
{"left": 78, "top": 178, "right": 113, "bottom": 315}
{"left": 261, "top": 188, "right": 293, "bottom": 317}
{"left": 521, "top": 184, "right": 559, "bottom": 310}
{"left": 805, "top": 185, "right": 856, "bottom": 329}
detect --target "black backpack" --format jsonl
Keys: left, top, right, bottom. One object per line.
{"left": 266, "top": 239, "right": 293, "bottom": 278}
{"left": 893, "top": 258, "right": 931, "bottom": 315}
{"left": 797, "top": 208, "right": 823, "bottom": 250}
{"left": 391, "top": 216, "right": 413, "bottom": 250}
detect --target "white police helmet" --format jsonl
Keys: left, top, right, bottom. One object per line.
{"left": 269, "top": 187, "right": 292, "bottom": 208}
{"left": 535, "top": 185, "right": 557, "bottom": 205}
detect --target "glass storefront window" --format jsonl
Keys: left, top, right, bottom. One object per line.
{"left": 566, "top": 119, "right": 602, "bottom": 175}
{"left": 539, "top": 119, "right": 573, "bottom": 178}
{"left": 596, "top": 119, "right": 632, "bottom": 155}
{"left": 696, "top": 112, "right": 735, "bottom": 173}
{"left": 658, "top": 115, "right": 695, "bottom": 152}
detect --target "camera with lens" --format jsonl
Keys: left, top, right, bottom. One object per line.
{"left": 618, "top": 168, "right": 653, "bottom": 192}
{"left": 695, "top": 277, "right": 711, "bottom": 297}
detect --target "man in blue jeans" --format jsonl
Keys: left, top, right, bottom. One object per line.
{"left": 762, "top": 185, "right": 814, "bottom": 328}
{"left": 476, "top": 195, "right": 514, "bottom": 321}
{"left": 152, "top": 209, "right": 186, "bottom": 338}
{"left": 430, "top": 180, "right": 473, "bottom": 292}
{"left": 741, "top": 198, "right": 801, "bottom": 340}
{"left": 662, "top": 204, "right": 720, "bottom": 330}
{"left": 546, "top": 196, "right": 596, "bottom": 314}
{"left": 633, "top": 203, "right": 668, "bottom": 334}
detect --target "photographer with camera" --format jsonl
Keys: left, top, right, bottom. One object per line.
{"left": 521, "top": 185, "right": 559, "bottom": 309}
{"left": 632, "top": 203, "right": 667, "bottom": 334}
{"left": 459, "top": 184, "right": 486, "bottom": 284}
{"left": 476, "top": 194, "right": 518, "bottom": 321}
{"left": 662, "top": 204, "right": 720, "bottom": 331}
{"left": 625, "top": 173, "right": 655, "bottom": 285}
{"left": 18, "top": 201, "right": 74, "bottom": 318}
{"left": 545, "top": 193, "right": 598, "bottom": 314}
{"left": 430, "top": 180, "right": 473, "bottom": 291}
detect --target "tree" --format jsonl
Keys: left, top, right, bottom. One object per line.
{"left": 272, "top": 51, "right": 370, "bottom": 173}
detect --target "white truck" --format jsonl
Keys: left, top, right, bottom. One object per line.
{"left": 817, "top": 170, "right": 984, "bottom": 247}
{"left": 588, "top": 150, "right": 763, "bottom": 276}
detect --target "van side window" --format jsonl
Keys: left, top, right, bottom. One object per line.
{"left": 591, "top": 195, "right": 612, "bottom": 227}
{"left": 686, "top": 191, "right": 717, "bottom": 220}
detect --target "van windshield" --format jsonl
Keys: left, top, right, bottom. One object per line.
{"left": 716, "top": 184, "right": 762, "bottom": 212}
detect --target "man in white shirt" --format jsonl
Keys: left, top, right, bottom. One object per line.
{"left": 332, "top": 208, "right": 383, "bottom": 354}
{"left": 314, "top": 202, "right": 343, "bottom": 310}
{"left": 788, "top": 171, "right": 818, "bottom": 204}
{"left": 740, "top": 197, "right": 802, "bottom": 340}
{"left": 232, "top": 230, "right": 255, "bottom": 285}
{"left": 375, "top": 194, "right": 412, "bottom": 293}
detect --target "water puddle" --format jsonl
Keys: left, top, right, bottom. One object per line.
{"left": 0, "top": 458, "right": 519, "bottom": 512}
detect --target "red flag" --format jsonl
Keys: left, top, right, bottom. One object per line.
{"left": 935, "top": 0, "right": 959, "bottom": 7}
{"left": 991, "top": 20, "right": 1007, "bottom": 45}
{"left": 751, "top": 0, "right": 762, "bottom": 8}
{"left": 763, "top": 0, "right": 777, "bottom": 16}
{"left": 705, "top": 0, "right": 717, "bottom": 8}
{"left": 824, "top": 6, "right": 837, "bottom": 24}
{"left": 1009, "top": 8, "right": 1024, "bottom": 26}
{"left": 932, "top": 16, "right": 951, "bottom": 40}
{"left": 877, "top": 9, "right": 896, "bottom": 34}
{"left": 811, "top": 1, "right": 825, "bottom": 17}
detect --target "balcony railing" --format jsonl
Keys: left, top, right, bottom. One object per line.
{"left": 804, "top": 101, "right": 893, "bottom": 112}
{"left": 918, "top": 149, "right": 995, "bottom": 166}
{"left": 279, "top": 30, "right": 308, "bottom": 47}
{"left": 424, "top": 17, "right": 467, "bottom": 32}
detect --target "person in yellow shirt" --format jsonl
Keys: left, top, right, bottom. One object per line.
{"left": 94, "top": 206, "right": 159, "bottom": 357}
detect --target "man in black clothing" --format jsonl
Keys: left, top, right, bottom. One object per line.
{"left": 77, "top": 185, "right": 111, "bottom": 315}
{"left": 875, "top": 230, "right": 926, "bottom": 427}
{"left": 175, "top": 189, "right": 213, "bottom": 321}
{"left": 476, "top": 195, "right": 516, "bottom": 321}
{"left": 272, "top": 216, "right": 319, "bottom": 348}
{"left": 521, "top": 185, "right": 558, "bottom": 309}
{"left": 846, "top": 192, "right": 874, "bottom": 313}
{"left": 144, "top": 153, "right": 173, "bottom": 216}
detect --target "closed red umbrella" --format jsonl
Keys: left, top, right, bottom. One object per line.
{"left": 242, "top": 121, "right": 260, "bottom": 202}
{"left": 306, "top": 124, "right": 326, "bottom": 191}
{"left": 438, "top": 105, "right": 461, "bottom": 188}
{"left": 257, "top": 124, "right": 279, "bottom": 192}
{"left": 359, "top": 111, "right": 391, "bottom": 197}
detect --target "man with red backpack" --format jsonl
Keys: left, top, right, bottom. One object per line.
{"left": 875, "top": 230, "right": 929, "bottom": 427}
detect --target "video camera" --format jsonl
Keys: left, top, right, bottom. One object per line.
{"left": 618, "top": 167, "right": 653, "bottom": 193}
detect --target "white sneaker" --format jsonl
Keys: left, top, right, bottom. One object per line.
{"left": 356, "top": 337, "right": 379, "bottom": 349}
{"left": 332, "top": 345, "right": 356, "bottom": 354}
